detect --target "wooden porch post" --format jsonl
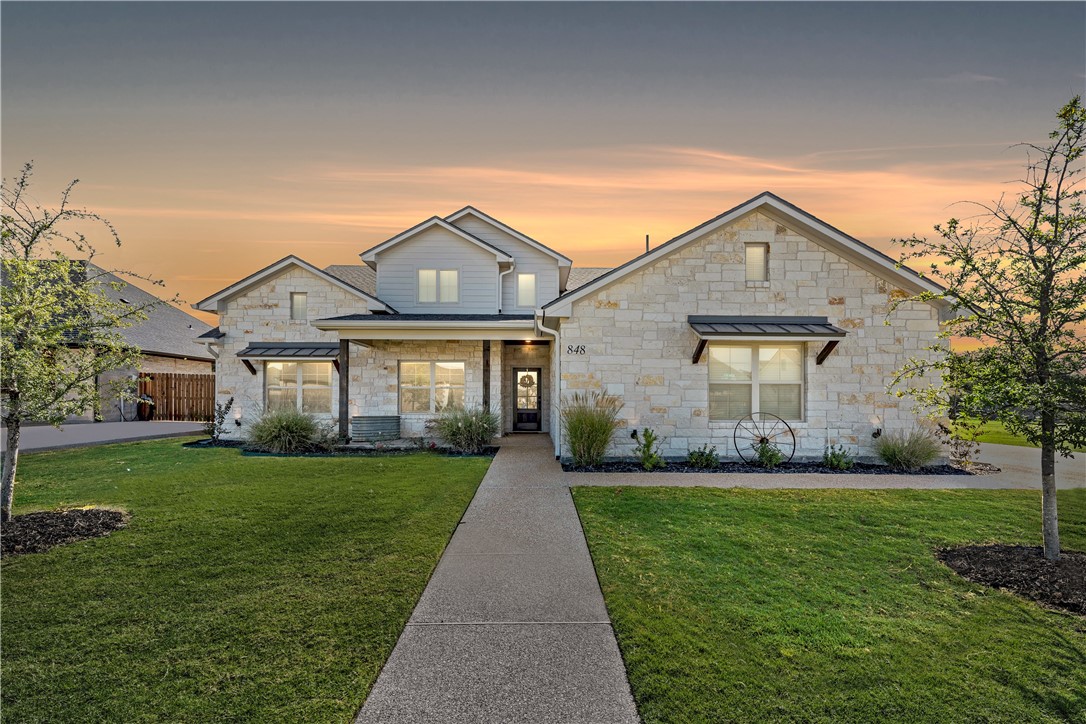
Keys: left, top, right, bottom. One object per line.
{"left": 339, "top": 339, "right": 350, "bottom": 443}
{"left": 482, "top": 340, "right": 491, "bottom": 411}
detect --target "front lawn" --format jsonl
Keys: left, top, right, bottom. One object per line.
{"left": 2, "top": 439, "right": 489, "bottom": 723}
{"left": 574, "top": 487, "right": 1086, "bottom": 723}
{"left": 973, "top": 419, "right": 1086, "bottom": 452}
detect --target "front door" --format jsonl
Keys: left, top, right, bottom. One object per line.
{"left": 513, "top": 368, "right": 542, "bottom": 432}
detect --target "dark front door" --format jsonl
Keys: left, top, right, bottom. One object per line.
{"left": 513, "top": 368, "right": 542, "bottom": 432}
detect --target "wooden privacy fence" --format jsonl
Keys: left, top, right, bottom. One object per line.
{"left": 137, "top": 373, "right": 215, "bottom": 422}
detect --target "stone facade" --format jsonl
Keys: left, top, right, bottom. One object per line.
{"left": 556, "top": 211, "right": 944, "bottom": 461}
{"left": 214, "top": 266, "right": 376, "bottom": 438}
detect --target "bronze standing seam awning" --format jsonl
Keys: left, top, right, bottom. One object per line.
{"left": 236, "top": 342, "right": 341, "bottom": 374}
{"left": 688, "top": 315, "right": 847, "bottom": 365}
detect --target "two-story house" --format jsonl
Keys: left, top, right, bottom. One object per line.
{"left": 194, "top": 192, "right": 951, "bottom": 461}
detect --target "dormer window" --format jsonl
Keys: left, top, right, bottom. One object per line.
{"left": 745, "top": 244, "right": 768, "bottom": 282}
{"left": 418, "top": 269, "right": 459, "bottom": 303}
{"left": 517, "top": 273, "right": 537, "bottom": 308}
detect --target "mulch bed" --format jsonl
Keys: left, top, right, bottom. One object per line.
{"left": 182, "top": 438, "right": 498, "bottom": 457}
{"left": 937, "top": 544, "right": 1086, "bottom": 616}
{"left": 1, "top": 508, "right": 128, "bottom": 558}
{"left": 564, "top": 460, "right": 992, "bottom": 475}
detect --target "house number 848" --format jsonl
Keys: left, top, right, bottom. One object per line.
{"left": 566, "top": 344, "right": 586, "bottom": 355}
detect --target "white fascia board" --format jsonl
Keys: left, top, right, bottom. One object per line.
{"left": 193, "top": 256, "right": 394, "bottom": 313}
{"left": 445, "top": 206, "right": 573, "bottom": 265}
{"left": 359, "top": 216, "right": 514, "bottom": 265}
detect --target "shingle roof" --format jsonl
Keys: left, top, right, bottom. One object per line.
{"left": 91, "top": 264, "right": 214, "bottom": 360}
{"left": 565, "top": 267, "right": 612, "bottom": 291}
{"left": 197, "top": 327, "right": 225, "bottom": 340}
{"left": 324, "top": 264, "right": 377, "bottom": 295}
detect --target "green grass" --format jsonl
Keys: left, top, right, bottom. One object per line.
{"left": 2, "top": 438, "right": 490, "bottom": 723}
{"left": 574, "top": 486, "right": 1086, "bottom": 724}
{"left": 971, "top": 420, "right": 1086, "bottom": 452}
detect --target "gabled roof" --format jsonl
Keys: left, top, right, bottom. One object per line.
{"left": 193, "top": 255, "right": 395, "bottom": 313}
{"left": 543, "top": 192, "right": 950, "bottom": 316}
{"left": 565, "top": 267, "right": 612, "bottom": 291}
{"left": 359, "top": 216, "right": 514, "bottom": 268}
{"left": 324, "top": 264, "right": 376, "bottom": 295}
{"left": 445, "top": 206, "right": 572, "bottom": 266}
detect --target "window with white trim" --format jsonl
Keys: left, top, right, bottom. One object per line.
{"left": 265, "top": 361, "right": 333, "bottom": 413}
{"left": 417, "top": 269, "right": 459, "bottom": 303}
{"left": 745, "top": 244, "right": 768, "bottom": 282}
{"left": 399, "top": 361, "right": 466, "bottom": 413}
{"left": 517, "top": 273, "right": 537, "bottom": 308}
{"left": 708, "top": 343, "right": 803, "bottom": 420}
{"left": 290, "top": 292, "right": 307, "bottom": 320}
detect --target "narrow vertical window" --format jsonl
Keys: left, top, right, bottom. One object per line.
{"left": 517, "top": 273, "right": 537, "bottom": 308}
{"left": 290, "top": 292, "right": 307, "bottom": 321}
{"left": 439, "top": 270, "right": 459, "bottom": 303}
{"left": 745, "top": 244, "right": 768, "bottom": 282}
{"left": 418, "top": 269, "right": 438, "bottom": 303}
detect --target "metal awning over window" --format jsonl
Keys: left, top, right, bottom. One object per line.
{"left": 689, "top": 316, "right": 846, "bottom": 365}
{"left": 236, "top": 342, "right": 341, "bottom": 374}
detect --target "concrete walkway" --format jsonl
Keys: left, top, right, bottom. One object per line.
{"left": 356, "top": 434, "right": 638, "bottom": 724}
{"left": 567, "top": 442, "right": 1084, "bottom": 490}
{"left": 1, "top": 421, "right": 205, "bottom": 453}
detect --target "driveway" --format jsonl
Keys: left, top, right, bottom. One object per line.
{"left": 0, "top": 421, "right": 204, "bottom": 453}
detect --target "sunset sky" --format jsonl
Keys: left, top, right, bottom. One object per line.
{"left": 3, "top": 2, "right": 1084, "bottom": 323}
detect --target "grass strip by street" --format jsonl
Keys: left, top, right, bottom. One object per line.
{"left": 574, "top": 486, "right": 1086, "bottom": 724}
{"left": 1, "top": 437, "right": 489, "bottom": 723}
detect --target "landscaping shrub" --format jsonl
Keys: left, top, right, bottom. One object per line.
{"left": 752, "top": 440, "right": 785, "bottom": 469}
{"left": 631, "top": 428, "right": 664, "bottom": 471}
{"left": 434, "top": 406, "right": 500, "bottom": 454}
{"left": 822, "top": 444, "right": 855, "bottom": 471}
{"left": 203, "top": 396, "right": 234, "bottom": 442}
{"left": 247, "top": 409, "right": 322, "bottom": 454}
{"left": 936, "top": 418, "right": 983, "bottom": 466}
{"left": 561, "top": 391, "right": 622, "bottom": 467}
{"left": 874, "top": 427, "right": 942, "bottom": 472}
{"left": 687, "top": 444, "right": 719, "bottom": 469}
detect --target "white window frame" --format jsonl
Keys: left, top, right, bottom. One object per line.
{"left": 516, "top": 272, "right": 537, "bottom": 308}
{"left": 398, "top": 361, "right": 467, "bottom": 414}
{"left": 708, "top": 342, "right": 805, "bottom": 421}
{"left": 289, "top": 292, "right": 307, "bottom": 321}
{"left": 745, "top": 243, "right": 769, "bottom": 283}
{"left": 417, "top": 269, "right": 460, "bottom": 304}
{"left": 264, "top": 361, "right": 334, "bottom": 414}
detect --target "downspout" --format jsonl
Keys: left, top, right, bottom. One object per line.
{"left": 498, "top": 261, "right": 515, "bottom": 314}
{"left": 535, "top": 310, "right": 561, "bottom": 459}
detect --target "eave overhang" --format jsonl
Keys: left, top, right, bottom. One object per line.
{"left": 689, "top": 315, "right": 847, "bottom": 365}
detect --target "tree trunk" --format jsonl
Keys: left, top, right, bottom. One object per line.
{"left": 1, "top": 417, "right": 19, "bottom": 523}
{"left": 1040, "top": 441, "right": 1060, "bottom": 561}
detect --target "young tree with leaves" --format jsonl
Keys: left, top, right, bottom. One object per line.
{"left": 1, "top": 162, "right": 173, "bottom": 521}
{"left": 891, "top": 97, "right": 1086, "bottom": 560}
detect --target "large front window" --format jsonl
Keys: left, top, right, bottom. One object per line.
{"left": 399, "top": 361, "right": 466, "bottom": 413}
{"left": 708, "top": 343, "right": 803, "bottom": 420}
{"left": 266, "top": 361, "right": 333, "bottom": 413}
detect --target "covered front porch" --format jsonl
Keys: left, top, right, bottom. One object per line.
{"left": 311, "top": 314, "right": 553, "bottom": 442}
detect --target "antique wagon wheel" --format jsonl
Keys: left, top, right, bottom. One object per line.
{"left": 733, "top": 412, "right": 796, "bottom": 463}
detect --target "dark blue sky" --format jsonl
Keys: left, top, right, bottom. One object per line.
{"left": 2, "top": 2, "right": 1083, "bottom": 311}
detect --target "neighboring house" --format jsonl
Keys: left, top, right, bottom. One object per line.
{"left": 194, "top": 193, "right": 951, "bottom": 460}
{"left": 75, "top": 265, "right": 215, "bottom": 422}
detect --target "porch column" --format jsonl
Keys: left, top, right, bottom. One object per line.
{"left": 482, "top": 340, "right": 491, "bottom": 410}
{"left": 339, "top": 339, "right": 350, "bottom": 443}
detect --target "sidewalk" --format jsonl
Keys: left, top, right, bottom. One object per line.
{"left": 1, "top": 421, "right": 204, "bottom": 453}
{"left": 356, "top": 434, "right": 638, "bottom": 724}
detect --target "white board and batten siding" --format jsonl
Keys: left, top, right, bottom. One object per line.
{"left": 374, "top": 226, "right": 499, "bottom": 313}
{"left": 449, "top": 214, "right": 560, "bottom": 310}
